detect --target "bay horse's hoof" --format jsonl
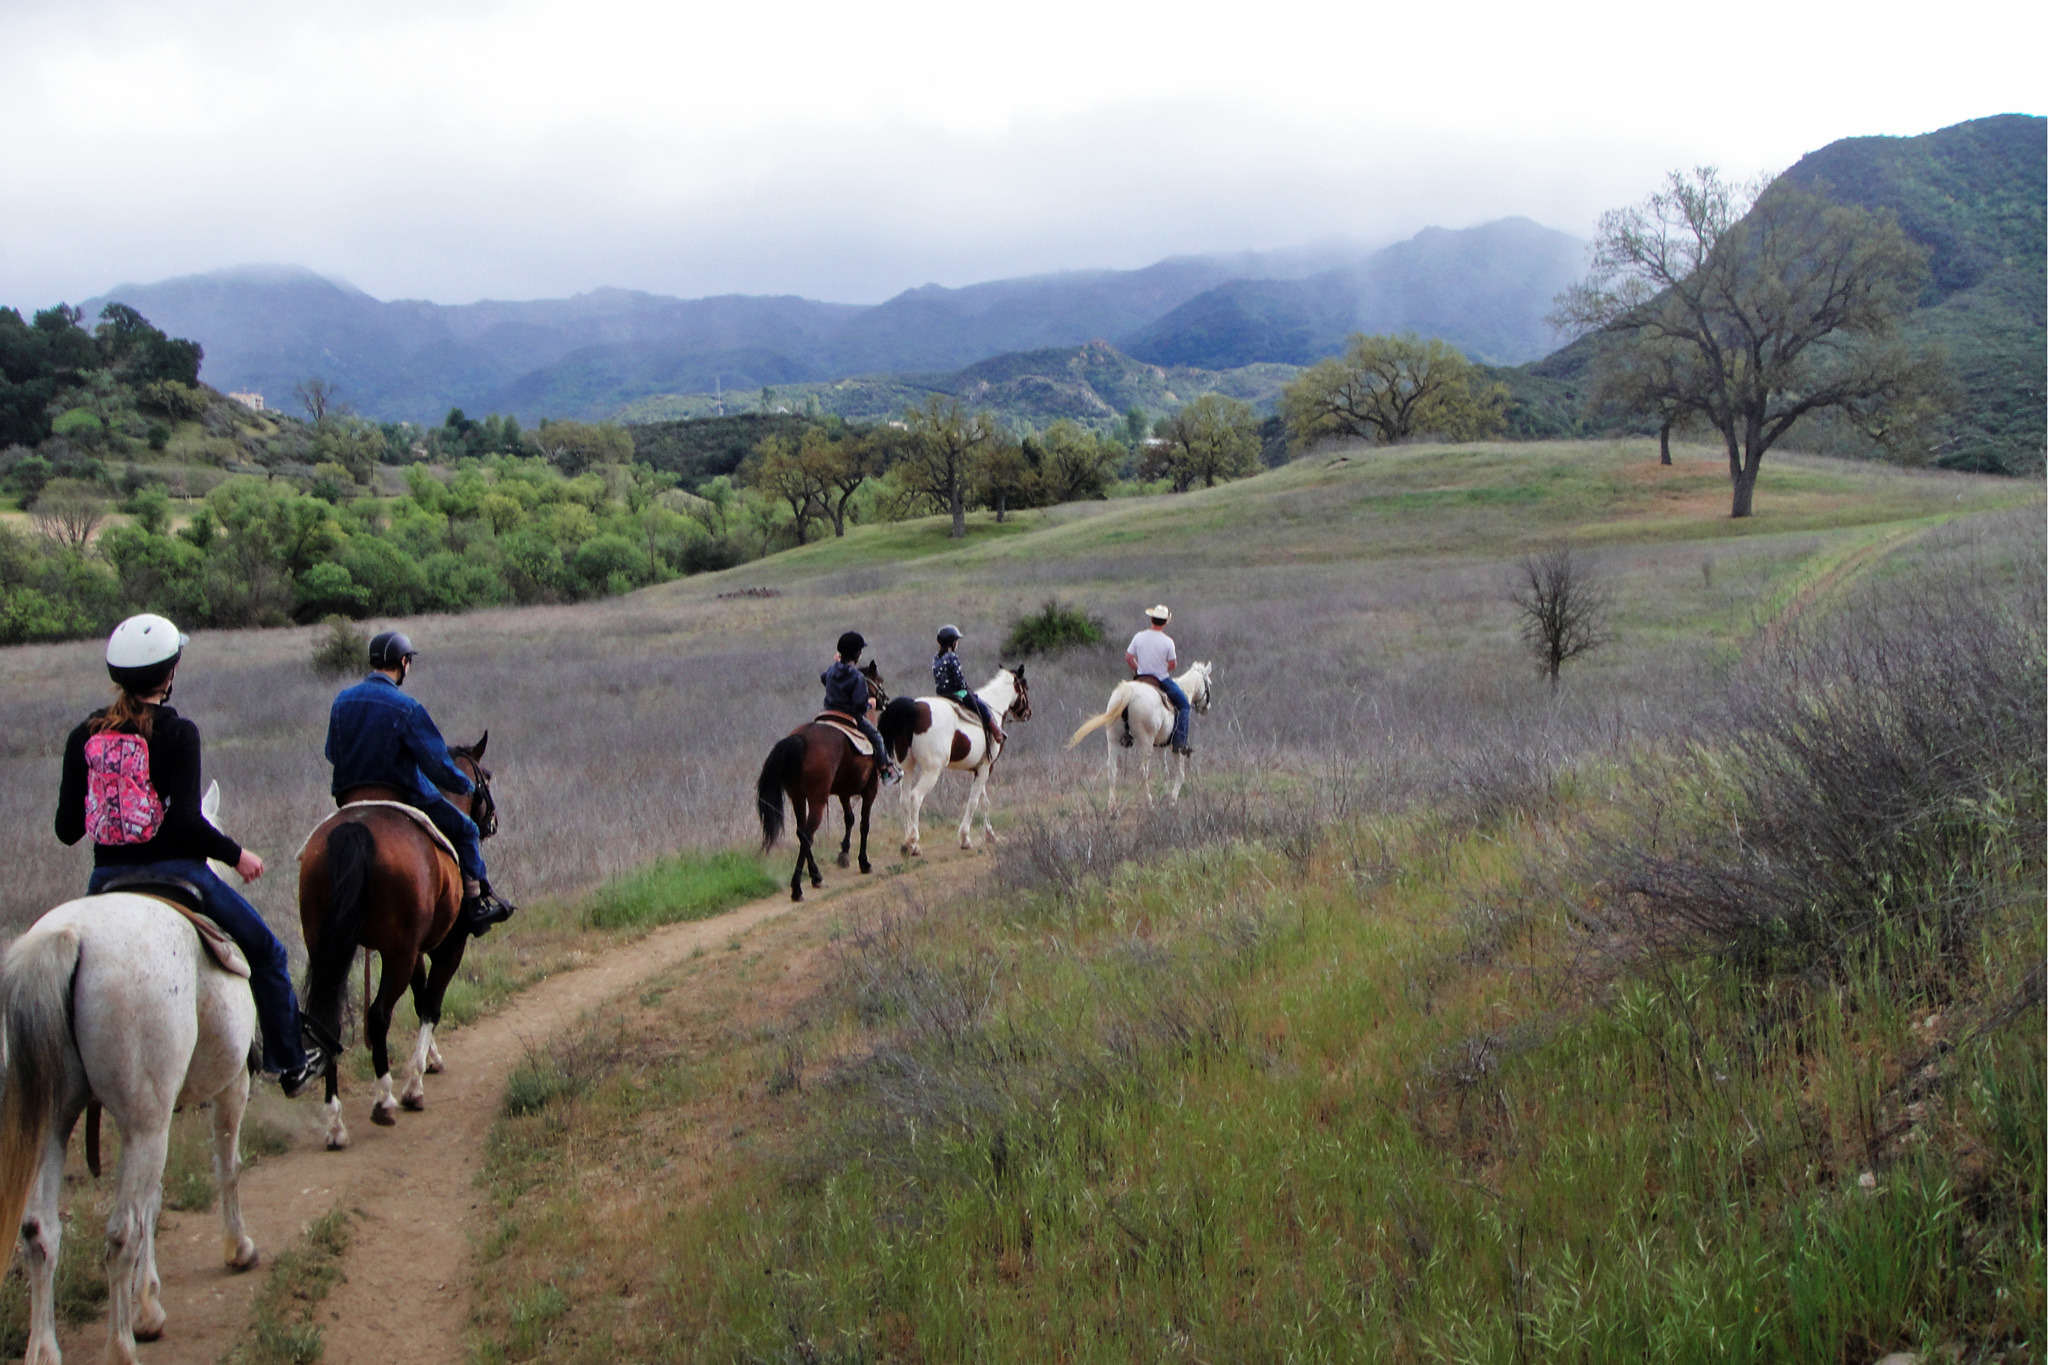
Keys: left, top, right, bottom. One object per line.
{"left": 371, "top": 1103, "right": 398, "bottom": 1127}
{"left": 836, "top": 853, "right": 850, "bottom": 869}
{"left": 860, "top": 861, "right": 873, "bottom": 874}
{"left": 791, "top": 888, "right": 803, "bottom": 902}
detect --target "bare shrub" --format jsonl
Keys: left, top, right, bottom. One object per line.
{"left": 1593, "top": 563, "right": 2045, "bottom": 973}
{"left": 30, "top": 480, "right": 110, "bottom": 551}
{"left": 1509, "top": 542, "right": 1611, "bottom": 689}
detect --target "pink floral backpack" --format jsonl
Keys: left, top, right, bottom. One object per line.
{"left": 83, "top": 731, "right": 165, "bottom": 845}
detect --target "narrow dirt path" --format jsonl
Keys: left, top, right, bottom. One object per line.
{"left": 54, "top": 846, "right": 977, "bottom": 1364}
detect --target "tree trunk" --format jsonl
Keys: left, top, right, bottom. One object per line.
{"left": 995, "top": 491, "right": 1006, "bottom": 524}
{"left": 1658, "top": 420, "right": 1672, "bottom": 466}
{"left": 1730, "top": 457, "right": 1760, "bottom": 518}
{"left": 949, "top": 485, "right": 965, "bottom": 539}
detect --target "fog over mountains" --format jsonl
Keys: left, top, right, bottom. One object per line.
{"left": 82, "top": 219, "right": 1584, "bottom": 424}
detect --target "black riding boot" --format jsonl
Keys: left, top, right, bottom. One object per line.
{"left": 462, "top": 878, "right": 517, "bottom": 936}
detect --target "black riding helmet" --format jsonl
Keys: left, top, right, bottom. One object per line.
{"left": 837, "top": 630, "right": 866, "bottom": 659}
{"left": 936, "top": 624, "right": 962, "bottom": 647}
{"left": 368, "top": 630, "right": 418, "bottom": 671}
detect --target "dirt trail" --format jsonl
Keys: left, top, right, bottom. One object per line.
{"left": 54, "top": 848, "right": 974, "bottom": 1365}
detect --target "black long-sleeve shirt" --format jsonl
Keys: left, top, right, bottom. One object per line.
{"left": 55, "top": 705, "right": 243, "bottom": 868}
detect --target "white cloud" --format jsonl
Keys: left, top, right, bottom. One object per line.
{"left": 2, "top": 0, "right": 2038, "bottom": 307}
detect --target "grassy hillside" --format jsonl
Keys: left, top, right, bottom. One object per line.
{"left": 436, "top": 440, "right": 2042, "bottom": 1362}
{"left": 616, "top": 341, "right": 1299, "bottom": 433}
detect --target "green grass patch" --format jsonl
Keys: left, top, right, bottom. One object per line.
{"left": 220, "top": 1206, "right": 354, "bottom": 1365}
{"left": 579, "top": 849, "right": 777, "bottom": 931}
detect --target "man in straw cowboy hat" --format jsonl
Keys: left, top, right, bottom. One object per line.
{"left": 1126, "top": 604, "right": 1193, "bottom": 755}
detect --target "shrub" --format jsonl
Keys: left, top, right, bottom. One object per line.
{"left": 1002, "top": 597, "right": 1105, "bottom": 658}
{"left": 309, "top": 615, "right": 368, "bottom": 677}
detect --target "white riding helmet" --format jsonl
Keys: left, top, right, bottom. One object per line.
{"left": 106, "top": 613, "right": 188, "bottom": 691}
{"left": 1145, "top": 604, "right": 1171, "bottom": 623}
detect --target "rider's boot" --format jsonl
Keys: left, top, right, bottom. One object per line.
{"left": 279, "top": 1022, "right": 334, "bottom": 1099}
{"left": 882, "top": 759, "right": 903, "bottom": 786}
{"left": 462, "top": 876, "right": 517, "bottom": 936}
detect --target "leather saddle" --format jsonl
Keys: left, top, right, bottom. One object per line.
{"left": 1131, "top": 674, "right": 1173, "bottom": 698}
{"left": 94, "top": 872, "right": 251, "bottom": 979}
{"left": 811, "top": 712, "right": 874, "bottom": 755}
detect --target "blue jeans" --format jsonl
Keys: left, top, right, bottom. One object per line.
{"left": 1156, "top": 677, "right": 1191, "bottom": 750}
{"left": 408, "top": 794, "right": 486, "bottom": 885}
{"left": 89, "top": 859, "right": 308, "bottom": 1074}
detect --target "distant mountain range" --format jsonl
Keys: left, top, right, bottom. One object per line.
{"left": 79, "top": 222, "right": 1582, "bottom": 425}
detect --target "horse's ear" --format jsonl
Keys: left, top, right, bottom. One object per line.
{"left": 472, "top": 730, "right": 489, "bottom": 759}
{"left": 201, "top": 780, "right": 220, "bottom": 826}
{"left": 1014, "top": 663, "right": 1025, "bottom": 678}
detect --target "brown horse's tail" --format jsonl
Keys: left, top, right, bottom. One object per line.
{"left": 757, "top": 734, "right": 805, "bottom": 850}
{"left": 304, "top": 820, "right": 373, "bottom": 1043}
{"left": 0, "top": 926, "right": 82, "bottom": 1266}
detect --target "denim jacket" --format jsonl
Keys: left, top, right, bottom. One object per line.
{"left": 325, "top": 674, "right": 473, "bottom": 802}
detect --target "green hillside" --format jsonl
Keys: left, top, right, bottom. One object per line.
{"left": 1500, "top": 115, "right": 2046, "bottom": 475}
{"left": 615, "top": 341, "right": 1298, "bottom": 433}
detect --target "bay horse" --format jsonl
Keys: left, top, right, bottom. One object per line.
{"left": 879, "top": 665, "right": 1031, "bottom": 856}
{"left": 0, "top": 783, "right": 260, "bottom": 1365}
{"left": 757, "top": 663, "right": 886, "bottom": 901}
{"left": 1067, "top": 662, "right": 1214, "bottom": 805}
{"left": 296, "top": 734, "right": 498, "bottom": 1150}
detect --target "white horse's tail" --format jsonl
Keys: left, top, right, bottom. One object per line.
{"left": 1068, "top": 683, "right": 1136, "bottom": 748}
{"left": 0, "top": 926, "right": 81, "bottom": 1257}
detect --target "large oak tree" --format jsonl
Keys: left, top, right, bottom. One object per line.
{"left": 1554, "top": 168, "right": 1943, "bottom": 517}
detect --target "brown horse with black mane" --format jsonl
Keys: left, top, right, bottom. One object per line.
{"left": 296, "top": 733, "right": 498, "bottom": 1150}
{"left": 757, "top": 662, "right": 886, "bottom": 901}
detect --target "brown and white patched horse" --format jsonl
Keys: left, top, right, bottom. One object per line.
{"left": 879, "top": 665, "right": 1031, "bottom": 856}
{"left": 295, "top": 734, "right": 498, "bottom": 1150}
{"left": 757, "top": 663, "right": 887, "bottom": 901}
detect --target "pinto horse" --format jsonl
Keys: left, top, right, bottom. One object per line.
{"left": 296, "top": 734, "right": 498, "bottom": 1150}
{"left": 0, "top": 782, "right": 260, "bottom": 1365}
{"left": 757, "top": 663, "right": 886, "bottom": 901}
{"left": 879, "top": 665, "right": 1031, "bottom": 856}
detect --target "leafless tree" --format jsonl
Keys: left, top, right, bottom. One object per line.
{"left": 1510, "top": 543, "right": 1611, "bottom": 690}
{"left": 31, "top": 479, "right": 111, "bottom": 552}
{"left": 294, "top": 377, "right": 339, "bottom": 423}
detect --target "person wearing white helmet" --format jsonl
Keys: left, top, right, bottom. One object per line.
{"left": 1126, "top": 604, "right": 1192, "bottom": 754}
{"left": 55, "top": 614, "right": 328, "bottom": 1097}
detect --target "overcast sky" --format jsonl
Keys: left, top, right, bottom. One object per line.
{"left": 2, "top": 0, "right": 2039, "bottom": 310}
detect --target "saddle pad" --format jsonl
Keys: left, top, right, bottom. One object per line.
{"left": 812, "top": 714, "right": 874, "bottom": 755}
{"left": 1131, "top": 674, "right": 1173, "bottom": 697}
{"left": 944, "top": 699, "right": 987, "bottom": 728}
{"left": 295, "top": 800, "right": 461, "bottom": 864}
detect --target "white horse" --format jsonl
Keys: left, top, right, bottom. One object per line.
{"left": 0, "top": 784, "right": 260, "bottom": 1365}
{"left": 1067, "top": 661, "right": 1215, "bottom": 805}
{"left": 879, "top": 665, "right": 1032, "bottom": 856}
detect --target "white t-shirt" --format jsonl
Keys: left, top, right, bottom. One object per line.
{"left": 1128, "top": 628, "right": 1177, "bottom": 679}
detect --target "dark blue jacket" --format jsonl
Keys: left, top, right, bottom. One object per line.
{"left": 325, "top": 674, "right": 473, "bottom": 802}
{"left": 820, "top": 661, "right": 872, "bottom": 716}
{"left": 932, "top": 650, "right": 967, "bottom": 696}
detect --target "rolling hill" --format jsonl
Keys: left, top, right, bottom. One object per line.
{"left": 616, "top": 340, "right": 1298, "bottom": 430}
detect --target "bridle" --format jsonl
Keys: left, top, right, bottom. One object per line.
{"left": 451, "top": 748, "right": 498, "bottom": 839}
{"left": 1004, "top": 668, "right": 1032, "bottom": 722}
{"left": 1190, "top": 666, "right": 1215, "bottom": 715}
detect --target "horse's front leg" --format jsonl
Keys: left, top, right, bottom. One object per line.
{"left": 213, "top": 1066, "right": 260, "bottom": 1270}
{"left": 404, "top": 934, "right": 469, "bottom": 1109}
{"left": 902, "top": 755, "right": 939, "bottom": 857}
{"left": 837, "top": 794, "right": 855, "bottom": 869}
{"left": 323, "top": 1051, "right": 349, "bottom": 1150}
{"left": 957, "top": 765, "right": 991, "bottom": 849}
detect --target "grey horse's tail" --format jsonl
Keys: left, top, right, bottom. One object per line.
{"left": 0, "top": 926, "right": 82, "bottom": 1259}
{"left": 1068, "top": 683, "right": 1135, "bottom": 748}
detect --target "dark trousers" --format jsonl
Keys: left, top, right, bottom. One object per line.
{"left": 1155, "top": 677, "right": 1191, "bottom": 750}
{"left": 407, "top": 794, "right": 486, "bottom": 884}
{"left": 89, "top": 858, "right": 308, "bottom": 1074}
{"left": 856, "top": 716, "right": 888, "bottom": 757}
